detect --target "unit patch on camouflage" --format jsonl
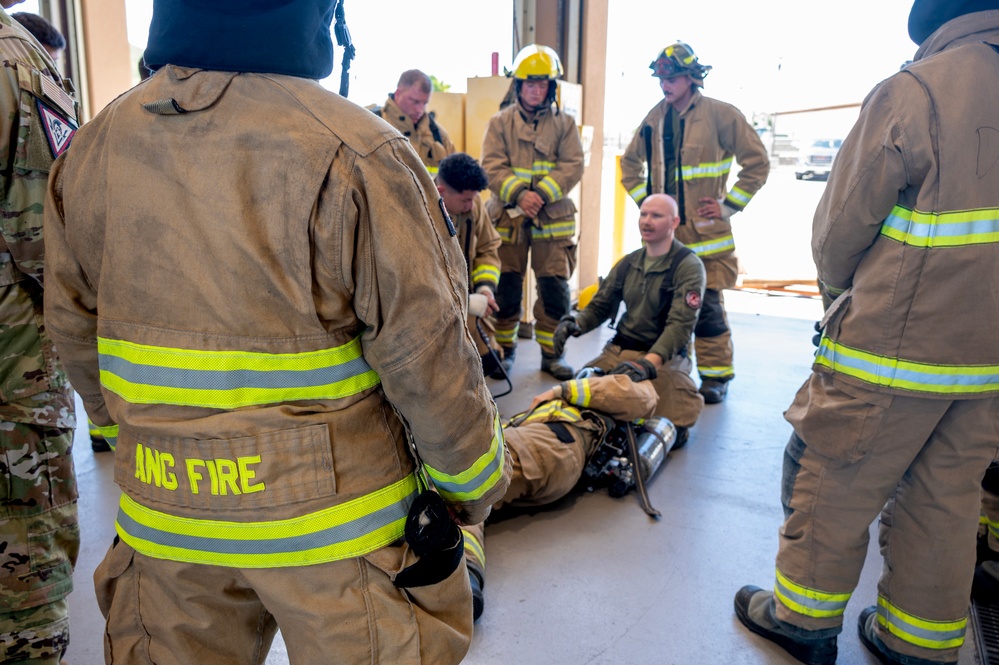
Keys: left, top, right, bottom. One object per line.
{"left": 685, "top": 290, "right": 702, "bottom": 309}
{"left": 35, "top": 99, "right": 76, "bottom": 158}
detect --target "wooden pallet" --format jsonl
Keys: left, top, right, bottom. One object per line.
{"left": 735, "top": 279, "right": 821, "bottom": 298}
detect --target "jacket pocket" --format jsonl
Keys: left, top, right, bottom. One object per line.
{"left": 819, "top": 287, "right": 853, "bottom": 340}
{"left": 784, "top": 372, "right": 892, "bottom": 463}
{"left": 543, "top": 196, "right": 577, "bottom": 221}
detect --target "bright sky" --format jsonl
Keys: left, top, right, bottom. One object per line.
{"left": 121, "top": 0, "right": 920, "bottom": 138}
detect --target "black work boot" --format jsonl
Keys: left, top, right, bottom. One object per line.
{"left": 672, "top": 427, "right": 690, "bottom": 450}
{"left": 699, "top": 378, "right": 730, "bottom": 404}
{"left": 490, "top": 346, "right": 515, "bottom": 380}
{"left": 858, "top": 606, "right": 957, "bottom": 665}
{"left": 468, "top": 567, "right": 485, "bottom": 622}
{"left": 541, "top": 352, "right": 574, "bottom": 380}
{"left": 734, "top": 586, "right": 837, "bottom": 665}
{"left": 974, "top": 561, "right": 999, "bottom": 603}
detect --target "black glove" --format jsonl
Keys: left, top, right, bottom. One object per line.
{"left": 552, "top": 314, "right": 582, "bottom": 358}
{"left": 812, "top": 320, "right": 823, "bottom": 348}
{"left": 608, "top": 358, "right": 658, "bottom": 382}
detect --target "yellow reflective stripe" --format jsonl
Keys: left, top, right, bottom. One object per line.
{"left": 774, "top": 568, "right": 850, "bottom": 619}
{"left": 463, "top": 529, "right": 485, "bottom": 567}
{"left": 530, "top": 220, "right": 576, "bottom": 239}
{"left": 816, "top": 338, "right": 999, "bottom": 395}
{"left": 536, "top": 176, "right": 563, "bottom": 202}
{"left": 425, "top": 412, "right": 506, "bottom": 503}
{"left": 565, "top": 379, "right": 592, "bottom": 408}
{"left": 532, "top": 160, "right": 556, "bottom": 174}
{"left": 628, "top": 183, "right": 648, "bottom": 204}
{"left": 686, "top": 234, "right": 735, "bottom": 257}
{"left": 877, "top": 596, "right": 966, "bottom": 650}
{"left": 880, "top": 204, "right": 999, "bottom": 248}
{"left": 681, "top": 158, "right": 733, "bottom": 180}
{"left": 820, "top": 282, "right": 846, "bottom": 298}
{"left": 90, "top": 421, "right": 119, "bottom": 450}
{"left": 698, "top": 365, "right": 734, "bottom": 378}
{"left": 535, "top": 328, "right": 554, "bottom": 352}
{"left": 520, "top": 401, "right": 583, "bottom": 424}
{"left": 500, "top": 174, "right": 528, "bottom": 202}
{"left": 726, "top": 186, "right": 752, "bottom": 208}
{"left": 98, "top": 336, "right": 380, "bottom": 410}
{"left": 426, "top": 166, "right": 439, "bottom": 176}
{"left": 497, "top": 226, "right": 513, "bottom": 243}
{"left": 471, "top": 264, "right": 500, "bottom": 287}
{"left": 493, "top": 326, "right": 518, "bottom": 345}
{"left": 116, "top": 473, "right": 418, "bottom": 568}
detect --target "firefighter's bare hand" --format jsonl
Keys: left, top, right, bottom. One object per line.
{"left": 517, "top": 190, "right": 544, "bottom": 218}
{"left": 529, "top": 388, "right": 558, "bottom": 411}
{"left": 696, "top": 197, "right": 722, "bottom": 219}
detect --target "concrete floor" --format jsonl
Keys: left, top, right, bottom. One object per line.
{"left": 63, "top": 290, "right": 979, "bottom": 665}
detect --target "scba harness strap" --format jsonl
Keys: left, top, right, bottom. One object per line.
{"left": 609, "top": 245, "right": 695, "bottom": 330}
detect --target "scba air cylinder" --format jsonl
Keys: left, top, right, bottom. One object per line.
{"left": 635, "top": 416, "right": 677, "bottom": 481}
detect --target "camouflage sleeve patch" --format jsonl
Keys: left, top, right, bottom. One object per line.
{"left": 35, "top": 98, "right": 76, "bottom": 158}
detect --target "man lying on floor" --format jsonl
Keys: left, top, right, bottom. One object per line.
{"left": 463, "top": 371, "right": 680, "bottom": 620}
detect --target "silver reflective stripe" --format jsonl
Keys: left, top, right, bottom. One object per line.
{"left": 878, "top": 603, "right": 966, "bottom": 647}
{"left": 116, "top": 496, "right": 412, "bottom": 556}
{"left": 101, "top": 354, "right": 374, "bottom": 391}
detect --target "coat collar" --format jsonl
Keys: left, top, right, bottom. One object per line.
{"left": 914, "top": 10, "right": 999, "bottom": 60}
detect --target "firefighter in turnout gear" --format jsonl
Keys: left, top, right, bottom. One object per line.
{"left": 43, "top": 2, "right": 510, "bottom": 663}
{"left": 374, "top": 69, "right": 455, "bottom": 176}
{"left": 481, "top": 44, "right": 585, "bottom": 381}
{"left": 621, "top": 41, "right": 769, "bottom": 404}
{"left": 553, "top": 194, "right": 706, "bottom": 448}
{"left": 734, "top": 2, "right": 999, "bottom": 664}
{"left": 463, "top": 373, "right": 661, "bottom": 621}
{"left": 435, "top": 152, "right": 503, "bottom": 375}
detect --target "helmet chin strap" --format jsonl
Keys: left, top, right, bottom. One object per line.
{"left": 333, "top": 0, "right": 355, "bottom": 98}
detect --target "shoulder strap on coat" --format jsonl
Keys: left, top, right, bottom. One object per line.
{"left": 428, "top": 111, "right": 443, "bottom": 145}
{"left": 656, "top": 245, "right": 694, "bottom": 328}
{"left": 608, "top": 248, "right": 644, "bottom": 328}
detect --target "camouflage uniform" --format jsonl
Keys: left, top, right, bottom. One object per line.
{"left": 0, "top": 9, "right": 79, "bottom": 664}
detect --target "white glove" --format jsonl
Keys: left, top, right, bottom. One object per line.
{"left": 475, "top": 285, "right": 494, "bottom": 298}
{"left": 468, "top": 292, "right": 489, "bottom": 318}
{"left": 718, "top": 198, "right": 738, "bottom": 221}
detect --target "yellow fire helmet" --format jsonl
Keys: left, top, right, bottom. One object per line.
{"left": 512, "top": 44, "right": 563, "bottom": 81}
{"left": 650, "top": 41, "right": 711, "bottom": 82}
{"left": 576, "top": 281, "right": 600, "bottom": 311}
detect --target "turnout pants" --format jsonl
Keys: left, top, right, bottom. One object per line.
{"left": 694, "top": 256, "right": 737, "bottom": 382}
{"left": 95, "top": 537, "right": 474, "bottom": 665}
{"left": 493, "top": 231, "right": 576, "bottom": 356}
{"left": 775, "top": 371, "right": 999, "bottom": 663}
{"left": 463, "top": 422, "right": 594, "bottom": 584}
{"left": 586, "top": 344, "right": 704, "bottom": 428}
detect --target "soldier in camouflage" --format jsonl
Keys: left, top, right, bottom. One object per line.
{"left": 0, "top": 2, "right": 79, "bottom": 663}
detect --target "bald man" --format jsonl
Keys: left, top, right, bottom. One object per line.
{"left": 553, "top": 194, "right": 706, "bottom": 445}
